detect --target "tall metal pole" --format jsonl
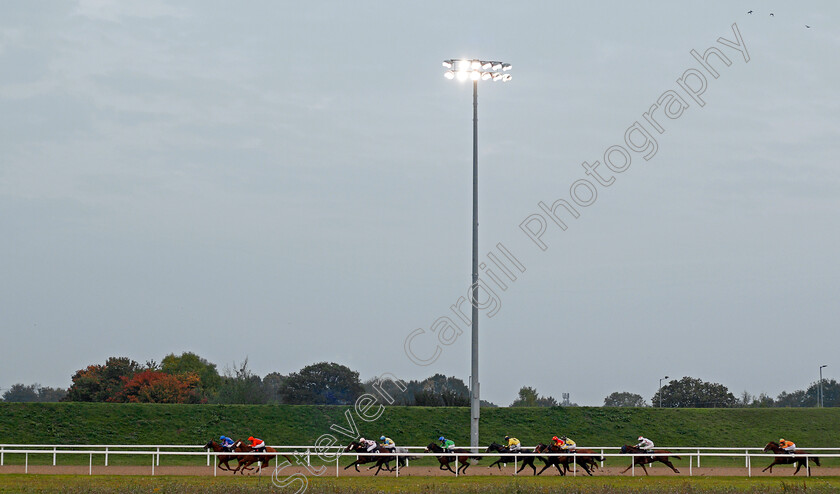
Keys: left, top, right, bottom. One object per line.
{"left": 659, "top": 376, "right": 668, "bottom": 408}
{"left": 819, "top": 365, "right": 827, "bottom": 408}
{"left": 470, "top": 79, "right": 480, "bottom": 451}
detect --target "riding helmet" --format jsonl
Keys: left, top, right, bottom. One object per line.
{"left": 380, "top": 436, "right": 386, "bottom": 441}
{"left": 439, "top": 436, "right": 445, "bottom": 441}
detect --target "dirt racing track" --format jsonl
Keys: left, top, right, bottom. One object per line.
{"left": 2, "top": 464, "right": 838, "bottom": 477}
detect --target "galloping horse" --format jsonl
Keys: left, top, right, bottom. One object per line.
{"left": 232, "top": 439, "right": 285, "bottom": 475}
{"left": 343, "top": 441, "right": 393, "bottom": 475}
{"left": 485, "top": 442, "right": 543, "bottom": 475}
{"left": 203, "top": 440, "right": 243, "bottom": 472}
{"left": 620, "top": 445, "right": 681, "bottom": 475}
{"left": 533, "top": 443, "right": 602, "bottom": 476}
{"left": 425, "top": 443, "right": 480, "bottom": 475}
{"left": 762, "top": 442, "right": 820, "bottom": 475}
{"left": 533, "top": 443, "right": 566, "bottom": 475}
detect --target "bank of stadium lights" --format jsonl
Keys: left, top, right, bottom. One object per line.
{"left": 442, "top": 59, "right": 512, "bottom": 82}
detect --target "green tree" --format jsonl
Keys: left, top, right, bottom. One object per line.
{"left": 2, "top": 384, "right": 39, "bottom": 402}
{"left": 37, "top": 386, "right": 67, "bottom": 402}
{"left": 161, "top": 352, "right": 221, "bottom": 398}
{"left": 510, "top": 386, "right": 559, "bottom": 407}
{"left": 64, "top": 357, "right": 142, "bottom": 402}
{"left": 262, "top": 372, "right": 287, "bottom": 403}
{"left": 652, "top": 376, "right": 737, "bottom": 408}
{"left": 604, "top": 391, "right": 647, "bottom": 407}
{"left": 279, "top": 362, "right": 363, "bottom": 405}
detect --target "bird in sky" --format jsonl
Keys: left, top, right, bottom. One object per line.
{"left": 747, "top": 10, "right": 753, "bottom": 14}
{"left": 770, "top": 12, "right": 774, "bottom": 16}
{"left": 806, "top": 25, "right": 811, "bottom": 28}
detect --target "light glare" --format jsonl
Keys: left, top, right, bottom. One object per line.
{"left": 444, "top": 70, "right": 455, "bottom": 80}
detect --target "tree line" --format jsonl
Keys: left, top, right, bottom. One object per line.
{"left": 1, "top": 355, "right": 836, "bottom": 408}
{"left": 604, "top": 376, "right": 840, "bottom": 408}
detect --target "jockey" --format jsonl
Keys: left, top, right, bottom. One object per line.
{"left": 248, "top": 436, "right": 266, "bottom": 453}
{"left": 779, "top": 438, "right": 796, "bottom": 454}
{"left": 380, "top": 436, "right": 396, "bottom": 451}
{"left": 636, "top": 436, "right": 654, "bottom": 451}
{"left": 560, "top": 436, "right": 576, "bottom": 452}
{"left": 439, "top": 436, "right": 455, "bottom": 452}
{"left": 504, "top": 435, "right": 522, "bottom": 452}
{"left": 359, "top": 437, "right": 378, "bottom": 453}
{"left": 552, "top": 436, "right": 564, "bottom": 448}
{"left": 219, "top": 435, "right": 235, "bottom": 452}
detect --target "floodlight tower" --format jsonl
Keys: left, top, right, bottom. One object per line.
{"left": 442, "top": 58, "right": 511, "bottom": 450}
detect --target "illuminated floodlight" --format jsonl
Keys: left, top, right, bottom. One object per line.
{"left": 442, "top": 60, "right": 453, "bottom": 68}
{"left": 491, "top": 62, "right": 502, "bottom": 70}
{"left": 444, "top": 70, "right": 455, "bottom": 80}
{"left": 457, "top": 70, "right": 469, "bottom": 81}
{"left": 502, "top": 74, "right": 512, "bottom": 82}
{"left": 502, "top": 63, "right": 512, "bottom": 71}
{"left": 470, "top": 60, "right": 481, "bottom": 70}
{"left": 481, "top": 61, "right": 492, "bottom": 70}
{"left": 470, "top": 70, "right": 481, "bottom": 80}
{"left": 492, "top": 73, "right": 503, "bottom": 81}
{"left": 481, "top": 72, "right": 492, "bottom": 80}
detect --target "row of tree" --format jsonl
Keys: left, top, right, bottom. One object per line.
{"left": 2, "top": 355, "right": 837, "bottom": 408}
{"left": 603, "top": 376, "right": 840, "bottom": 408}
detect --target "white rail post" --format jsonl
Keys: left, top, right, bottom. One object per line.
{"left": 213, "top": 453, "right": 217, "bottom": 477}
{"left": 1, "top": 446, "right": 3, "bottom": 466}
{"left": 307, "top": 448, "right": 310, "bottom": 467}
{"left": 573, "top": 453, "right": 576, "bottom": 476}
{"left": 396, "top": 451, "right": 399, "bottom": 477}
{"left": 335, "top": 455, "right": 339, "bottom": 477}
{"left": 747, "top": 452, "right": 751, "bottom": 477}
{"left": 89, "top": 453, "right": 92, "bottom": 475}
{"left": 105, "top": 447, "right": 108, "bottom": 467}
{"left": 207, "top": 449, "right": 210, "bottom": 466}
{"left": 806, "top": 456, "right": 810, "bottom": 477}
{"left": 689, "top": 452, "right": 692, "bottom": 476}
{"left": 151, "top": 454, "right": 155, "bottom": 476}
{"left": 455, "top": 453, "right": 458, "bottom": 477}
{"left": 745, "top": 449, "right": 748, "bottom": 468}
{"left": 514, "top": 453, "right": 517, "bottom": 476}
{"left": 25, "top": 453, "right": 28, "bottom": 474}
{"left": 53, "top": 446, "right": 57, "bottom": 466}
{"left": 697, "top": 449, "right": 700, "bottom": 468}
{"left": 631, "top": 455, "right": 635, "bottom": 476}
{"left": 156, "top": 447, "right": 160, "bottom": 466}
{"left": 601, "top": 449, "right": 604, "bottom": 469}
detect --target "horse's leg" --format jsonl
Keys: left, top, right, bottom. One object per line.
{"left": 641, "top": 463, "right": 649, "bottom": 476}
{"left": 793, "top": 460, "right": 802, "bottom": 475}
{"left": 661, "top": 459, "right": 680, "bottom": 474}
{"left": 763, "top": 460, "right": 777, "bottom": 473}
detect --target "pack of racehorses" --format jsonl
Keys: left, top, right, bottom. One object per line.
{"left": 203, "top": 439, "right": 822, "bottom": 476}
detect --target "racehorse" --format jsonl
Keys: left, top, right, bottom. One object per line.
{"left": 203, "top": 439, "right": 243, "bottom": 472}
{"left": 485, "top": 442, "right": 543, "bottom": 475}
{"left": 533, "top": 443, "right": 566, "bottom": 476}
{"left": 425, "top": 443, "right": 481, "bottom": 475}
{"left": 343, "top": 441, "right": 394, "bottom": 475}
{"left": 232, "top": 439, "right": 285, "bottom": 475}
{"left": 762, "top": 441, "right": 820, "bottom": 475}
{"left": 532, "top": 443, "right": 601, "bottom": 476}
{"left": 620, "top": 445, "right": 681, "bottom": 475}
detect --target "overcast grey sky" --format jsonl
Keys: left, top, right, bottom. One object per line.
{"left": 2, "top": 1, "right": 839, "bottom": 406}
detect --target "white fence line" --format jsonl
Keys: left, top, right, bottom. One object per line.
{"left": 0, "top": 447, "right": 837, "bottom": 478}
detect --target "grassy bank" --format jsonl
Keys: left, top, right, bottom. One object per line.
{"left": 1, "top": 403, "right": 838, "bottom": 449}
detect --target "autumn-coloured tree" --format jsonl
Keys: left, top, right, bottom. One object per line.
{"left": 115, "top": 370, "right": 201, "bottom": 403}
{"left": 64, "top": 357, "right": 142, "bottom": 402}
